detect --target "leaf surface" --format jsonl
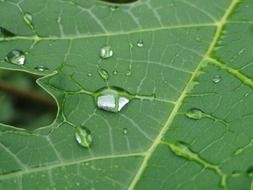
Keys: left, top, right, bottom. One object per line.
{"left": 0, "top": 0, "right": 253, "bottom": 189}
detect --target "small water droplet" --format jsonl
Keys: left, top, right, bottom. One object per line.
{"left": 126, "top": 71, "right": 131, "bottom": 76}
{"left": 185, "top": 108, "right": 205, "bottom": 120}
{"left": 212, "top": 75, "right": 222, "bottom": 84}
{"left": 5, "top": 50, "right": 26, "bottom": 65}
{"left": 97, "top": 68, "right": 109, "bottom": 80}
{"left": 87, "top": 72, "right": 92, "bottom": 77}
{"left": 112, "top": 70, "right": 118, "bottom": 75}
{"left": 137, "top": 41, "right": 144, "bottom": 48}
{"left": 57, "top": 17, "right": 61, "bottom": 23}
{"left": 122, "top": 128, "right": 128, "bottom": 135}
{"left": 95, "top": 87, "right": 131, "bottom": 113}
{"left": 24, "top": 13, "right": 33, "bottom": 29}
{"left": 100, "top": 45, "right": 113, "bottom": 59}
{"left": 126, "top": 65, "right": 132, "bottom": 76}
{"left": 110, "top": 6, "right": 118, "bottom": 11}
{"left": 34, "top": 65, "right": 49, "bottom": 72}
{"left": 75, "top": 126, "right": 92, "bottom": 148}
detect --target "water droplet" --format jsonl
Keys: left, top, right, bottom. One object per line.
{"left": 87, "top": 72, "right": 92, "bottom": 77}
{"left": 122, "top": 128, "right": 128, "bottom": 135}
{"left": 100, "top": 45, "right": 113, "bottom": 59}
{"left": 112, "top": 70, "right": 118, "bottom": 75}
{"left": 56, "top": 17, "right": 61, "bottom": 23}
{"left": 75, "top": 126, "right": 92, "bottom": 148}
{"left": 0, "top": 26, "right": 15, "bottom": 37}
{"left": 95, "top": 87, "right": 131, "bottom": 112}
{"left": 97, "top": 68, "right": 109, "bottom": 80}
{"left": 34, "top": 65, "right": 49, "bottom": 72}
{"left": 110, "top": 6, "right": 118, "bottom": 11}
{"left": 5, "top": 50, "right": 26, "bottom": 65}
{"left": 137, "top": 41, "right": 144, "bottom": 48}
{"left": 185, "top": 108, "right": 205, "bottom": 120}
{"left": 212, "top": 75, "right": 222, "bottom": 84}
{"left": 24, "top": 13, "right": 33, "bottom": 28}
{"left": 126, "top": 71, "right": 131, "bottom": 76}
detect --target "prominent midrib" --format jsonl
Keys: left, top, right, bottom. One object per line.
{"left": 128, "top": 0, "right": 239, "bottom": 189}
{"left": 0, "top": 152, "right": 144, "bottom": 180}
{"left": 0, "top": 23, "right": 215, "bottom": 41}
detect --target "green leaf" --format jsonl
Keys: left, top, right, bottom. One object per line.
{"left": 0, "top": 0, "right": 253, "bottom": 189}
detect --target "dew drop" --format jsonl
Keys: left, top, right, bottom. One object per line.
{"left": 112, "top": 70, "right": 118, "bottom": 75}
{"left": 137, "top": 41, "right": 144, "bottom": 48}
{"left": 56, "top": 17, "right": 61, "bottom": 23}
{"left": 100, "top": 45, "right": 113, "bottom": 59}
{"left": 75, "top": 126, "right": 92, "bottom": 148}
{"left": 110, "top": 6, "right": 118, "bottom": 11}
{"left": 5, "top": 50, "right": 26, "bottom": 65}
{"left": 122, "top": 128, "right": 128, "bottom": 135}
{"left": 95, "top": 87, "right": 131, "bottom": 112}
{"left": 87, "top": 72, "right": 93, "bottom": 77}
{"left": 185, "top": 108, "right": 205, "bottom": 120}
{"left": 126, "top": 71, "right": 131, "bottom": 76}
{"left": 24, "top": 13, "right": 33, "bottom": 27}
{"left": 212, "top": 75, "right": 222, "bottom": 84}
{"left": 34, "top": 65, "right": 49, "bottom": 72}
{"left": 97, "top": 68, "right": 109, "bottom": 80}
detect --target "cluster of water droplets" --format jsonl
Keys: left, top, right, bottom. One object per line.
{"left": 2, "top": 23, "right": 146, "bottom": 149}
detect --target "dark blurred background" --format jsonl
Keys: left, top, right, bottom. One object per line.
{"left": 0, "top": 70, "right": 57, "bottom": 130}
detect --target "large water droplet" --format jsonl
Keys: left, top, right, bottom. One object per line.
{"left": 185, "top": 108, "right": 205, "bottom": 120}
{"left": 24, "top": 13, "right": 33, "bottom": 29}
{"left": 34, "top": 65, "right": 49, "bottom": 72}
{"left": 137, "top": 41, "right": 144, "bottom": 48}
{"left": 100, "top": 45, "right": 113, "bottom": 59}
{"left": 0, "top": 26, "right": 15, "bottom": 37}
{"left": 95, "top": 87, "right": 131, "bottom": 112}
{"left": 5, "top": 50, "right": 26, "bottom": 65}
{"left": 97, "top": 68, "right": 109, "bottom": 80}
{"left": 75, "top": 126, "right": 92, "bottom": 148}
{"left": 212, "top": 75, "right": 222, "bottom": 84}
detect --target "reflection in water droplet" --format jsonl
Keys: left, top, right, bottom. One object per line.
{"left": 97, "top": 68, "right": 109, "bottom": 80}
{"left": 137, "top": 41, "right": 144, "bottom": 48}
{"left": 24, "top": 13, "right": 33, "bottom": 26}
{"left": 97, "top": 94, "right": 115, "bottom": 112}
{"left": 119, "top": 97, "right": 129, "bottom": 111}
{"left": 100, "top": 45, "right": 113, "bottom": 59}
{"left": 34, "top": 65, "right": 49, "bottom": 72}
{"left": 95, "top": 87, "right": 131, "bottom": 112}
{"left": 5, "top": 50, "right": 26, "bottom": 65}
{"left": 122, "top": 128, "right": 128, "bottom": 135}
{"left": 212, "top": 75, "right": 222, "bottom": 84}
{"left": 75, "top": 126, "right": 92, "bottom": 148}
{"left": 185, "top": 108, "right": 205, "bottom": 120}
